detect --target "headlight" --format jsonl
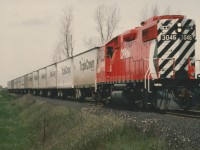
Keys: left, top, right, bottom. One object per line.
{"left": 177, "top": 23, "right": 182, "bottom": 27}
{"left": 177, "top": 28, "right": 182, "bottom": 32}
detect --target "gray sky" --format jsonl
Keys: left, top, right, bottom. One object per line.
{"left": 0, "top": 0, "right": 200, "bottom": 87}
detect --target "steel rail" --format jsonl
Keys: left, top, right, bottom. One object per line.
{"left": 166, "top": 110, "right": 200, "bottom": 119}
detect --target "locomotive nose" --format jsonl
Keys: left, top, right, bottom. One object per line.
{"left": 157, "top": 18, "right": 196, "bottom": 79}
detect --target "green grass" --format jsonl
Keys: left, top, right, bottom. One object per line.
{"left": 0, "top": 92, "right": 32, "bottom": 150}
{"left": 0, "top": 92, "right": 168, "bottom": 150}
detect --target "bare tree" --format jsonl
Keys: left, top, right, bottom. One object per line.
{"left": 151, "top": 3, "right": 159, "bottom": 16}
{"left": 52, "top": 7, "right": 74, "bottom": 62}
{"left": 140, "top": 4, "right": 148, "bottom": 22}
{"left": 61, "top": 7, "right": 74, "bottom": 58}
{"left": 52, "top": 42, "right": 63, "bottom": 63}
{"left": 95, "top": 4, "right": 120, "bottom": 45}
{"left": 84, "top": 36, "right": 100, "bottom": 49}
{"left": 164, "top": 6, "right": 171, "bottom": 15}
{"left": 140, "top": 3, "right": 159, "bottom": 22}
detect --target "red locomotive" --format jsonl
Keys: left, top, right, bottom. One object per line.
{"left": 96, "top": 15, "right": 198, "bottom": 110}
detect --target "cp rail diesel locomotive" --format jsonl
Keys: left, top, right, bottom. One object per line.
{"left": 7, "top": 15, "right": 200, "bottom": 110}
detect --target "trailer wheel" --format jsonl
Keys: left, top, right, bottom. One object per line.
{"left": 60, "top": 91, "right": 64, "bottom": 99}
{"left": 57, "top": 91, "right": 60, "bottom": 97}
{"left": 75, "top": 89, "right": 79, "bottom": 100}
{"left": 75, "top": 89, "right": 85, "bottom": 102}
{"left": 47, "top": 90, "right": 51, "bottom": 97}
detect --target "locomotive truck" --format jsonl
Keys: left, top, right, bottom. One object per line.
{"left": 7, "top": 15, "right": 200, "bottom": 110}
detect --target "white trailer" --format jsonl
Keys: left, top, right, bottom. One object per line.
{"left": 20, "top": 76, "right": 25, "bottom": 89}
{"left": 46, "top": 64, "right": 57, "bottom": 88}
{"left": 56, "top": 59, "right": 74, "bottom": 97}
{"left": 14, "top": 79, "right": 17, "bottom": 90}
{"left": 7, "top": 81, "right": 11, "bottom": 90}
{"left": 17, "top": 78, "right": 21, "bottom": 89}
{"left": 57, "top": 59, "right": 74, "bottom": 89}
{"left": 73, "top": 48, "right": 98, "bottom": 88}
{"left": 39, "top": 68, "right": 47, "bottom": 89}
{"left": 11, "top": 80, "right": 14, "bottom": 90}
{"left": 46, "top": 64, "right": 57, "bottom": 97}
{"left": 32, "top": 71, "right": 39, "bottom": 95}
{"left": 73, "top": 47, "right": 99, "bottom": 100}
{"left": 27, "top": 73, "right": 33, "bottom": 89}
{"left": 24, "top": 74, "right": 28, "bottom": 90}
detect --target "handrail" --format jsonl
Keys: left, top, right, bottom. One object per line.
{"left": 144, "top": 58, "right": 158, "bottom": 93}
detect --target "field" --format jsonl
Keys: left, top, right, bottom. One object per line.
{"left": 0, "top": 91, "right": 167, "bottom": 150}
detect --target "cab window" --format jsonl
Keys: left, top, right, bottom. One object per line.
{"left": 106, "top": 46, "right": 114, "bottom": 58}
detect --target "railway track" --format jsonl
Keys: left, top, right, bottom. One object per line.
{"left": 166, "top": 109, "right": 200, "bottom": 119}
{"left": 13, "top": 93, "right": 200, "bottom": 119}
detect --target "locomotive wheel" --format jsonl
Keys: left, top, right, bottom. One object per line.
{"left": 172, "top": 88, "right": 192, "bottom": 110}
{"left": 58, "top": 90, "right": 64, "bottom": 98}
{"left": 155, "top": 90, "right": 183, "bottom": 111}
{"left": 156, "top": 90, "right": 169, "bottom": 110}
{"left": 75, "top": 89, "right": 80, "bottom": 100}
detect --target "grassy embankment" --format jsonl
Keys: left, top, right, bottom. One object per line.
{"left": 0, "top": 91, "right": 167, "bottom": 150}
{"left": 0, "top": 92, "right": 31, "bottom": 149}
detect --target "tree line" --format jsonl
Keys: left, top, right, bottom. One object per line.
{"left": 52, "top": 3, "right": 175, "bottom": 63}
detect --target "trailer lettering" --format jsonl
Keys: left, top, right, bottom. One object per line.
{"left": 49, "top": 70, "right": 56, "bottom": 77}
{"left": 34, "top": 76, "right": 38, "bottom": 80}
{"left": 62, "top": 66, "right": 71, "bottom": 75}
{"left": 29, "top": 77, "right": 32, "bottom": 81}
{"left": 79, "top": 59, "right": 95, "bottom": 72}
{"left": 41, "top": 74, "right": 46, "bottom": 79}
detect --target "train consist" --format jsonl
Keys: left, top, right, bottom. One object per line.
{"left": 7, "top": 15, "right": 200, "bottom": 110}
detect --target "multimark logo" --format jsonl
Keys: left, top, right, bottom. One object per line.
{"left": 79, "top": 59, "right": 95, "bottom": 72}
{"left": 34, "top": 76, "right": 38, "bottom": 80}
{"left": 62, "top": 66, "right": 71, "bottom": 75}
{"left": 41, "top": 74, "right": 46, "bottom": 79}
{"left": 49, "top": 70, "right": 56, "bottom": 77}
{"left": 29, "top": 77, "right": 32, "bottom": 81}
{"left": 121, "top": 48, "right": 130, "bottom": 59}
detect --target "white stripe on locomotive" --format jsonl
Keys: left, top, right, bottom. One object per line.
{"left": 157, "top": 19, "right": 195, "bottom": 78}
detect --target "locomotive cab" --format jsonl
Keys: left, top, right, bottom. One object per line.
{"left": 96, "top": 15, "right": 199, "bottom": 110}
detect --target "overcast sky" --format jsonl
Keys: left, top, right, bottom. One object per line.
{"left": 0, "top": 0, "right": 200, "bottom": 87}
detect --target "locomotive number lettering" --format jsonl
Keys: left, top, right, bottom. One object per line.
{"left": 161, "top": 34, "right": 176, "bottom": 41}
{"left": 161, "top": 34, "right": 193, "bottom": 41}
{"left": 180, "top": 34, "right": 193, "bottom": 41}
